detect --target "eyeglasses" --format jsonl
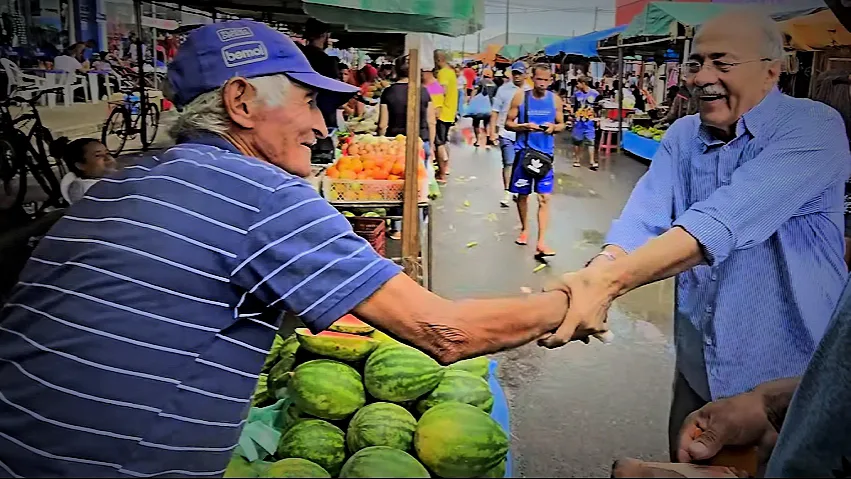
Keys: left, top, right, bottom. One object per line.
{"left": 683, "top": 58, "right": 773, "bottom": 76}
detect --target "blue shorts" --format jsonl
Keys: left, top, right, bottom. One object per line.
{"left": 499, "top": 137, "right": 515, "bottom": 167}
{"left": 571, "top": 124, "right": 596, "bottom": 145}
{"left": 508, "top": 149, "right": 554, "bottom": 195}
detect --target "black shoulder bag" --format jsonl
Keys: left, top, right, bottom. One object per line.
{"left": 520, "top": 90, "right": 554, "bottom": 179}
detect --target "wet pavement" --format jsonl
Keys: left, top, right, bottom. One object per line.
{"left": 425, "top": 127, "right": 675, "bottom": 477}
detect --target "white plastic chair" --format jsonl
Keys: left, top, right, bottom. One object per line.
{"left": 1, "top": 58, "right": 50, "bottom": 101}
{"left": 54, "top": 70, "right": 91, "bottom": 106}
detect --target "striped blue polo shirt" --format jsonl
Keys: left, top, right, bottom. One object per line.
{"left": 0, "top": 134, "right": 400, "bottom": 477}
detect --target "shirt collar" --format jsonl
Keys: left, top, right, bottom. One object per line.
{"left": 176, "top": 131, "right": 241, "bottom": 154}
{"left": 697, "top": 87, "right": 781, "bottom": 149}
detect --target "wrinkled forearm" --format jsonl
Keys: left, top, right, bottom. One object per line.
{"left": 599, "top": 227, "right": 705, "bottom": 299}
{"left": 355, "top": 275, "right": 567, "bottom": 364}
{"left": 425, "top": 291, "right": 568, "bottom": 363}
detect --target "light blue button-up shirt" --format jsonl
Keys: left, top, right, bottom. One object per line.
{"left": 606, "top": 88, "right": 851, "bottom": 400}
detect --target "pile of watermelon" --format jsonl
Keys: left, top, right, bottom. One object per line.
{"left": 226, "top": 315, "right": 508, "bottom": 478}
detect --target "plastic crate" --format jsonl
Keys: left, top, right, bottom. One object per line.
{"left": 348, "top": 217, "right": 386, "bottom": 256}
{"left": 323, "top": 177, "right": 428, "bottom": 204}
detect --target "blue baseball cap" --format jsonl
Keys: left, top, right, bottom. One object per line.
{"left": 510, "top": 61, "right": 526, "bottom": 74}
{"left": 166, "top": 20, "right": 357, "bottom": 108}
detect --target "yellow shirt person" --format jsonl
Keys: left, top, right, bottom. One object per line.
{"left": 437, "top": 66, "right": 459, "bottom": 124}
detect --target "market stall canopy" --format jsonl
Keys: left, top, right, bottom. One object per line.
{"left": 544, "top": 25, "right": 627, "bottom": 57}
{"left": 177, "top": 0, "right": 484, "bottom": 36}
{"left": 621, "top": 1, "right": 821, "bottom": 38}
{"left": 468, "top": 44, "right": 508, "bottom": 65}
{"left": 780, "top": 8, "right": 851, "bottom": 50}
{"left": 303, "top": 0, "right": 484, "bottom": 36}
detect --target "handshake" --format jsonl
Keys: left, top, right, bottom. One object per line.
{"left": 537, "top": 264, "right": 620, "bottom": 348}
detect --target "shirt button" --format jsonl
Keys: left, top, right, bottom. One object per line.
{"left": 710, "top": 273, "right": 717, "bottom": 281}
{"left": 705, "top": 305, "right": 713, "bottom": 313}
{"left": 704, "top": 337, "right": 713, "bottom": 346}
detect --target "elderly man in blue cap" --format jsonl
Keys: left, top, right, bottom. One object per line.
{"left": 0, "top": 21, "right": 601, "bottom": 477}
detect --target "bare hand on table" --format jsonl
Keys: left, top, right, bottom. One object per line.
{"left": 537, "top": 267, "right": 615, "bottom": 348}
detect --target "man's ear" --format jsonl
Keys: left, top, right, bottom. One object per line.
{"left": 221, "top": 78, "right": 259, "bottom": 129}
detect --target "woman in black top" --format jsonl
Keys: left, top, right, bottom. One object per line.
{"left": 377, "top": 57, "right": 436, "bottom": 240}
{"left": 378, "top": 56, "right": 435, "bottom": 146}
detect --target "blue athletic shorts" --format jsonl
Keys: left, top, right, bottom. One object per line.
{"left": 571, "top": 124, "right": 596, "bottom": 145}
{"left": 508, "top": 149, "right": 554, "bottom": 195}
{"left": 499, "top": 137, "right": 515, "bottom": 167}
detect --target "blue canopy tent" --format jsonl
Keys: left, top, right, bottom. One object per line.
{"left": 543, "top": 25, "right": 627, "bottom": 58}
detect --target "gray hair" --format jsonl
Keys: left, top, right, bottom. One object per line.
{"left": 169, "top": 74, "right": 293, "bottom": 138}
{"left": 695, "top": 10, "right": 785, "bottom": 61}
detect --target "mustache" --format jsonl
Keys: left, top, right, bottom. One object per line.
{"left": 692, "top": 85, "right": 727, "bottom": 96}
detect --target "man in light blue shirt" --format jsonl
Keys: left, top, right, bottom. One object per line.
{"left": 490, "top": 61, "right": 528, "bottom": 207}
{"left": 537, "top": 11, "right": 851, "bottom": 461}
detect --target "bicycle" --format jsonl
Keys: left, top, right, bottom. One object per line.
{"left": 101, "top": 88, "right": 160, "bottom": 156}
{"left": 0, "top": 87, "right": 68, "bottom": 215}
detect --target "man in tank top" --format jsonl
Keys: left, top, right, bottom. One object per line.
{"left": 504, "top": 63, "right": 566, "bottom": 257}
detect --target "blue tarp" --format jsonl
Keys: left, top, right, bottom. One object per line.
{"left": 543, "top": 25, "right": 627, "bottom": 58}
{"left": 488, "top": 359, "right": 513, "bottom": 477}
{"left": 622, "top": 131, "right": 660, "bottom": 161}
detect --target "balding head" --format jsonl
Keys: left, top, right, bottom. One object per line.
{"left": 687, "top": 10, "right": 783, "bottom": 138}
{"left": 695, "top": 10, "right": 784, "bottom": 62}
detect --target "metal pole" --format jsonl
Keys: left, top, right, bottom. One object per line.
{"left": 505, "top": 0, "right": 510, "bottom": 45}
{"left": 616, "top": 40, "right": 624, "bottom": 153}
{"left": 593, "top": 7, "right": 599, "bottom": 31}
{"left": 477, "top": 30, "right": 481, "bottom": 53}
{"left": 402, "top": 49, "right": 422, "bottom": 281}
{"left": 151, "top": 1, "right": 157, "bottom": 90}
{"left": 134, "top": 0, "right": 147, "bottom": 149}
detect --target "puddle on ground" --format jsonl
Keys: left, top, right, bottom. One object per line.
{"left": 553, "top": 172, "right": 599, "bottom": 198}
{"left": 612, "top": 279, "right": 675, "bottom": 340}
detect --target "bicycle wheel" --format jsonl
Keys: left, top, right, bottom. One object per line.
{"left": 25, "top": 142, "right": 65, "bottom": 209}
{"left": 102, "top": 106, "right": 129, "bottom": 156}
{"left": 0, "top": 136, "right": 26, "bottom": 211}
{"left": 34, "top": 125, "right": 66, "bottom": 177}
{"left": 142, "top": 103, "right": 160, "bottom": 148}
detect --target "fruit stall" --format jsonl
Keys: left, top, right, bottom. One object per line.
{"left": 319, "top": 132, "right": 434, "bottom": 290}
{"left": 622, "top": 125, "right": 665, "bottom": 161}
{"left": 226, "top": 315, "right": 512, "bottom": 478}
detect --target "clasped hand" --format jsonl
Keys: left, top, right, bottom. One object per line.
{"left": 538, "top": 265, "right": 618, "bottom": 348}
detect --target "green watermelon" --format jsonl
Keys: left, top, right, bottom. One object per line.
{"left": 277, "top": 419, "right": 346, "bottom": 476}
{"left": 346, "top": 402, "right": 417, "bottom": 453}
{"left": 414, "top": 402, "right": 508, "bottom": 478}
{"left": 329, "top": 314, "right": 375, "bottom": 334}
{"left": 364, "top": 345, "right": 444, "bottom": 402}
{"left": 289, "top": 360, "right": 365, "bottom": 420}
{"left": 339, "top": 446, "right": 430, "bottom": 478}
{"left": 481, "top": 460, "right": 506, "bottom": 478}
{"left": 295, "top": 328, "right": 378, "bottom": 361}
{"left": 260, "top": 458, "right": 330, "bottom": 478}
{"left": 224, "top": 456, "right": 258, "bottom": 478}
{"left": 447, "top": 356, "right": 490, "bottom": 379}
{"left": 416, "top": 370, "right": 494, "bottom": 415}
